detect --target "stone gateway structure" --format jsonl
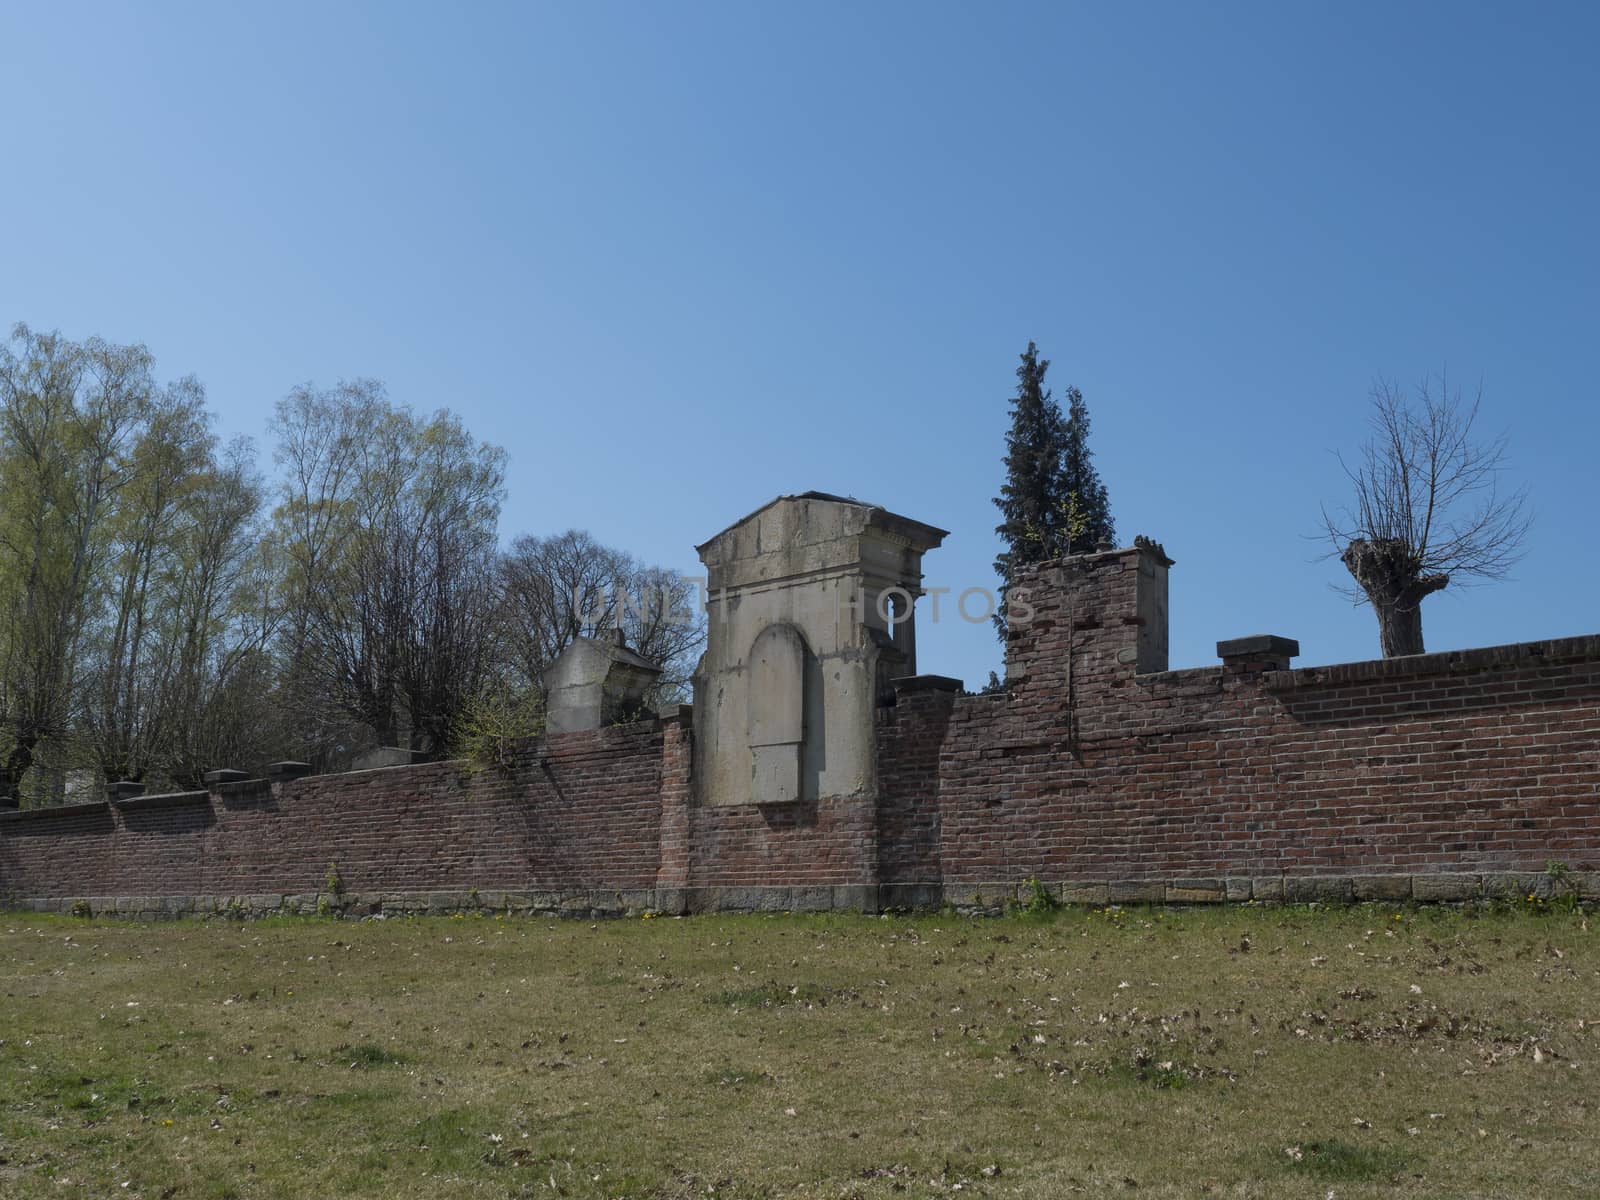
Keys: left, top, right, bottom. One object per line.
{"left": 3, "top": 492, "right": 1599, "bottom": 916}
{"left": 692, "top": 492, "right": 946, "bottom": 809}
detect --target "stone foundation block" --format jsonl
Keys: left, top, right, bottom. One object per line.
{"left": 616, "top": 889, "right": 655, "bottom": 914}
{"left": 789, "top": 885, "right": 836, "bottom": 912}
{"left": 1058, "top": 881, "right": 1110, "bottom": 905}
{"left": 1411, "top": 874, "right": 1480, "bottom": 901}
{"left": 1166, "top": 879, "right": 1225, "bottom": 903}
{"left": 1284, "top": 876, "right": 1352, "bottom": 904}
{"left": 1481, "top": 872, "right": 1548, "bottom": 899}
{"left": 831, "top": 884, "right": 879, "bottom": 913}
{"left": 711, "top": 886, "right": 765, "bottom": 912}
{"left": 1107, "top": 880, "right": 1164, "bottom": 904}
{"left": 652, "top": 887, "right": 689, "bottom": 915}
{"left": 1350, "top": 875, "right": 1412, "bottom": 902}
{"left": 1251, "top": 877, "right": 1285, "bottom": 902}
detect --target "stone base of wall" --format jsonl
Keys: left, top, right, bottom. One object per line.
{"left": 6, "top": 871, "right": 1596, "bottom": 920}
{"left": 0, "top": 889, "right": 661, "bottom": 921}
{"left": 912, "top": 871, "right": 1600, "bottom": 912}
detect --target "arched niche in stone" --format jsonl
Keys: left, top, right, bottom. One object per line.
{"left": 747, "top": 622, "right": 806, "bottom": 804}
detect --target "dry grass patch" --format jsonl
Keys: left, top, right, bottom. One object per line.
{"left": 0, "top": 903, "right": 1596, "bottom": 1198}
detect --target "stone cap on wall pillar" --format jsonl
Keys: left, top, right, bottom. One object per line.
{"left": 656, "top": 703, "right": 694, "bottom": 726}
{"left": 351, "top": 746, "right": 428, "bottom": 771}
{"left": 1217, "top": 634, "right": 1300, "bottom": 671}
{"left": 891, "top": 674, "right": 964, "bottom": 694}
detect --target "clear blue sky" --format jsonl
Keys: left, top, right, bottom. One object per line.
{"left": 3, "top": 2, "right": 1596, "bottom": 688}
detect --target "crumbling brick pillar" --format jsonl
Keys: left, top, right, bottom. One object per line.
{"left": 654, "top": 706, "right": 694, "bottom": 913}
{"left": 1003, "top": 539, "right": 1173, "bottom": 698}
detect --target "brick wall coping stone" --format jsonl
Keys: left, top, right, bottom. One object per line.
{"left": 1217, "top": 634, "right": 1300, "bottom": 662}
{"left": 0, "top": 800, "right": 113, "bottom": 824}
{"left": 111, "top": 790, "right": 211, "bottom": 812}
{"left": 1262, "top": 633, "right": 1600, "bottom": 690}
{"left": 892, "top": 674, "right": 965, "bottom": 693}
{"left": 1129, "top": 634, "right": 1600, "bottom": 692}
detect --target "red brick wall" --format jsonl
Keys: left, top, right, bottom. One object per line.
{"left": 0, "top": 724, "right": 666, "bottom": 902}
{"left": 4, "top": 548, "right": 1599, "bottom": 911}
{"left": 684, "top": 794, "right": 877, "bottom": 888}
{"left": 875, "top": 549, "right": 1600, "bottom": 892}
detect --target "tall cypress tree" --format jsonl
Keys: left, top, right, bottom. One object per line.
{"left": 1059, "top": 385, "right": 1114, "bottom": 554}
{"left": 993, "top": 344, "right": 1116, "bottom": 640}
{"left": 993, "top": 342, "right": 1068, "bottom": 635}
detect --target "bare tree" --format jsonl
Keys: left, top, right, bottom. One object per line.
{"left": 1322, "top": 375, "right": 1531, "bottom": 658}
{"left": 269, "top": 383, "right": 506, "bottom": 759}
{"left": 498, "top": 530, "right": 704, "bottom": 702}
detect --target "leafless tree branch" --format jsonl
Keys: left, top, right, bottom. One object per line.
{"left": 1321, "top": 374, "right": 1531, "bottom": 657}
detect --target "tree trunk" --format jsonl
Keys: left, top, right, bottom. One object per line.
{"left": 1, "top": 734, "right": 38, "bottom": 808}
{"left": 1372, "top": 595, "right": 1427, "bottom": 658}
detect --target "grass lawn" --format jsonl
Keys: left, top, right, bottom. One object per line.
{"left": 1, "top": 902, "right": 1596, "bottom": 1199}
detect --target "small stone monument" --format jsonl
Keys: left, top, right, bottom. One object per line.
{"left": 542, "top": 629, "right": 664, "bottom": 734}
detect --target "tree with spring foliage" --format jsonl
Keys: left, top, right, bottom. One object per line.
{"left": 1, "top": 325, "right": 277, "bottom": 804}
{"left": 0, "top": 327, "right": 159, "bottom": 803}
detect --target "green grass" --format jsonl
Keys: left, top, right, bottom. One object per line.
{"left": 337, "top": 1042, "right": 408, "bottom": 1069}
{"left": 1260, "top": 1136, "right": 1418, "bottom": 1183}
{"left": 710, "top": 980, "right": 837, "bottom": 1009}
{"left": 1, "top": 903, "right": 1596, "bottom": 1198}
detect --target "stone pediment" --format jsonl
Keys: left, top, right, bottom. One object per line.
{"left": 696, "top": 492, "right": 947, "bottom": 594}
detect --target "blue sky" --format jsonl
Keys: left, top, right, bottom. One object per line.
{"left": 2, "top": 1, "right": 1595, "bottom": 688}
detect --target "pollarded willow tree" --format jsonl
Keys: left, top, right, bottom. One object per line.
{"left": 1322, "top": 375, "right": 1532, "bottom": 658}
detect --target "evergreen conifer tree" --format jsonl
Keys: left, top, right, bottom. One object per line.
{"left": 992, "top": 343, "right": 1115, "bottom": 640}
{"left": 1059, "top": 385, "right": 1114, "bottom": 554}
{"left": 993, "top": 342, "right": 1067, "bottom": 636}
